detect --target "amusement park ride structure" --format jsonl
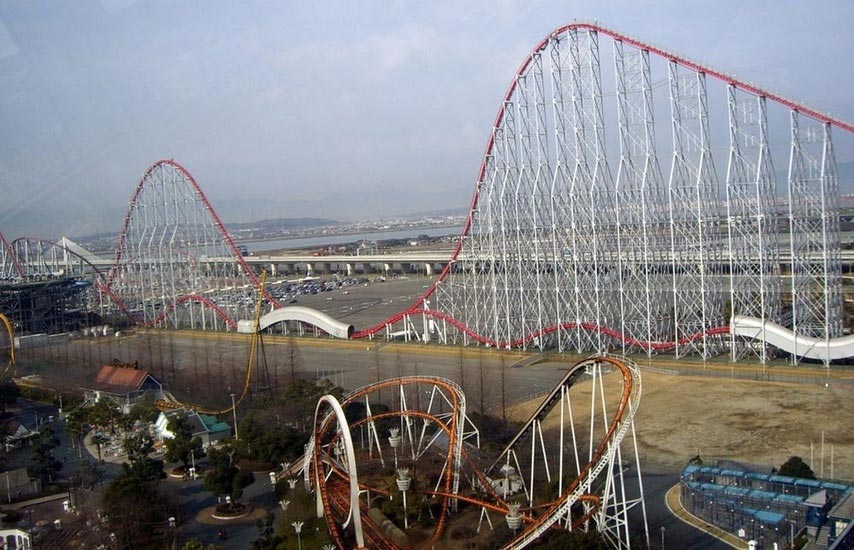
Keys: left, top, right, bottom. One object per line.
{"left": 1, "top": 19, "right": 853, "bottom": 367}
{"left": 2, "top": 19, "right": 852, "bottom": 548}
{"left": 305, "top": 355, "right": 646, "bottom": 549}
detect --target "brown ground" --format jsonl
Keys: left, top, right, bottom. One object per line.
{"left": 507, "top": 369, "right": 854, "bottom": 480}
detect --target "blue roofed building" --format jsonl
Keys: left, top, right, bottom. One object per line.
{"left": 681, "top": 463, "right": 853, "bottom": 549}
{"left": 154, "top": 408, "right": 231, "bottom": 449}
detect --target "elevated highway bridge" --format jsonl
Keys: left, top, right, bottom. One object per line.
{"left": 80, "top": 250, "right": 854, "bottom": 277}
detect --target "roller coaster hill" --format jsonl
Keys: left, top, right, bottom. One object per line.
{"left": 2, "top": 19, "right": 854, "bottom": 368}
{"left": 301, "top": 355, "right": 648, "bottom": 549}
{"left": 2, "top": 18, "right": 853, "bottom": 549}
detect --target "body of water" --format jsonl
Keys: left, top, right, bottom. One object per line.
{"left": 242, "top": 225, "right": 464, "bottom": 253}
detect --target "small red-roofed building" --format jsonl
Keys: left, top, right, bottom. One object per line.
{"left": 82, "top": 362, "right": 164, "bottom": 413}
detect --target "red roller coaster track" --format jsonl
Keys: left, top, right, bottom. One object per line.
{"left": 0, "top": 232, "right": 24, "bottom": 278}
{"left": 4, "top": 22, "right": 850, "bottom": 349}
{"left": 350, "top": 20, "right": 853, "bottom": 349}
{"left": 105, "top": 159, "right": 280, "bottom": 327}
{"left": 109, "top": 159, "right": 264, "bottom": 290}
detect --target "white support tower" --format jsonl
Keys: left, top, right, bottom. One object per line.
{"left": 725, "top": 87, "right": 781, "bottom": 362}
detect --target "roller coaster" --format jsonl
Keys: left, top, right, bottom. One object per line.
{"left": 1, "top": 20, "right": 853, "bottom": 366}
{"left": 305, "top": 355, "right": 646, "bottom": 549}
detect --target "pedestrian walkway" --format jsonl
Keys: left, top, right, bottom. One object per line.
{"left": 665, "top": 484, "right": 747, "bottom": 549}
{"left": 82, "top": 432, "right": 127, "bottom": 464}
{"left": 0, "top": 492, "right": 70, "bottom": 511}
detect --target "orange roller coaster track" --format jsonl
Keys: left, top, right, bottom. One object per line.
{"left": 307, "top": 355, "right": 647, "bottom": 549}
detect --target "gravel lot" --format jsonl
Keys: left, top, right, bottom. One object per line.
{"left": 508, "top": 368, "right": 854, "bottom": 480}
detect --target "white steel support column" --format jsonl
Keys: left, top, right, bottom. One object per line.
{"left": 585, "top": 30, "right": 618, "bottom": 352}
{"left": 613, "top": 42, "right": 668, "bottom": 355}
{"left": 725, "top": 87, "right": 781, "bottom": 362}
{"left": 787, "top": 113, "right": 843, "bottom": 366}
{"left": 665, "top": 63, "right": 724, "bottom": 358}
{"left": 547, "top": 35, "right": 577, "bottom": 353}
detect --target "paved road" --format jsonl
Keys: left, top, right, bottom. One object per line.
{"left": 640, "top": 465, "right": 731, "bottom": 550}
{"left": 170, "top": 470, "right": 279, "bottom": 548}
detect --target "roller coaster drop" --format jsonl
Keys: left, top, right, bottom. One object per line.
{"left": 306, "top": 355, "right": 646, "bottom": 549}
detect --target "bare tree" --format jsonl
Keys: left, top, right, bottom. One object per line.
{"left": 457, "top": 341, "right": 466, "bottom": 394}
{"left": 191, "top": 334, "right": 200, "bottom": 380}
{"left": 272, "top": 336, "right": 281, "bottom": 389}
{"left": 372, "top": 344, "right": 383, "bottom": 403}
{"left": 203, "top": 330, "right": 211, "bottom": 379}
{"left": 499, "top": 352, "right": 507, "bottom": 422}
{"left": 478, "top": 350, "right": 485, "bottom": 414}
{"left": 155, "top": 332, "right": 165, "bottom": 380}
{"left": 285, "top": 334, "right": 300, "bottom": 382}
{"left": 216, "top": 333, "right": 224, "bottom": 385}
{"left": 168, "top": 332, "right": 176, "bottom": 380}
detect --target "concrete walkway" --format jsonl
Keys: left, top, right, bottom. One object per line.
{"left": 82, "top": 431, "right": 130, "bottom": 464}
{"left": 665, "top": 484, "right": 747, "bottom": 549}
{"left": 0, "top": 492, "right": 70, "bottom": 510}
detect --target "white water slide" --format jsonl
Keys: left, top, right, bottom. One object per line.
{"left": 238, "top": 306, "right": 355, "bottom": 339}
{"left": 731, "top": 315, "right": 854, "bottom": 362}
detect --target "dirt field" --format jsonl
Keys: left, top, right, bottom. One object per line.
{"left": 507, "top": 368, "right": 854, "bottom": 480}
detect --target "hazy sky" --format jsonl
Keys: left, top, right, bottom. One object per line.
{"left": 1, "top": 1, "right": 852, "bottom": 238}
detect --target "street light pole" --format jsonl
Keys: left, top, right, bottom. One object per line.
{"left": 292, "top": 521, "right": 304, "bottom": 550}
{"left": 230, "top": 393, "right": 238, "bottom": 440}
{"left": 660, "top": 526, "right": 665, "bottom": 549}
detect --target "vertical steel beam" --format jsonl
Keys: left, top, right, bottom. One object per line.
{"left": 613, "top": 41, "right": 668, "bottom": 355}
{"left": 724, "top": 87, "right": 781, "bottom": 362}
{"left": 666, "top": 63, "right": 724, "bottom": 358}
{"left": 787, "top": 114, "right": 842, "bottom": 365}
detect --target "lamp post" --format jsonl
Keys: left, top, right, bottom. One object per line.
{"left": 388, "top": 428, "right": 401, "bottom": 470}
{"left": 230, "top": 393, "right": 238, "bottom": 440}
{"left": 660, "top": 526, "right": 665, "bottom": 549}
{"left": 397, "top": 469, "right": 411, "bottom": 530}
{"left": 292, "top": 521, "right": 304, "bottom": 550}
{"left": 506, "top": 503, "right": 522, "bottom": 535}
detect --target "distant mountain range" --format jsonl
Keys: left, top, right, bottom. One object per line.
{"left": 2, "top": 161, "right": 852, "bottom": 241}
{"left": 204, "top": 187, "right": 471, "bottom": 228}
{"left": 225, "top": 217, "right": 340, "bottom": 231}
{"left": 0, "top": 186, "right": 470, "bottom": 241}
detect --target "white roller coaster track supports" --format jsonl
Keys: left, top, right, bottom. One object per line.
{"left": 312, "top": 395, "right": 365, "bottom": 549}
{"left": 504, "top": 357, "right": 643, "bottom": 550}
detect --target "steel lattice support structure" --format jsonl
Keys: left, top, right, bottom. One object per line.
{"left": 725, "top": 87, "right": 781, "bottom": 362}
{"left": 664, "top": 62, "right": 726, "bottom": 358}
{"left": 0, "top": 233, "right": 24, "bottom": 280}
{"left": 613, "top": 42, "right": 670, "bottom": 356}
{"left": 106, "top": 160, "right": 266, "bottom": 330}
{"left": 405, "top": 21, "right": 853, "bottom": 365}
{"left": 304, "top": 358, "right": 646, "bottom": 550}
{"left": 2, "top": 22, "right": 851, "bottom": 365}
{"left": 787, "top": 115, "right": 843, "bottom": 359}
